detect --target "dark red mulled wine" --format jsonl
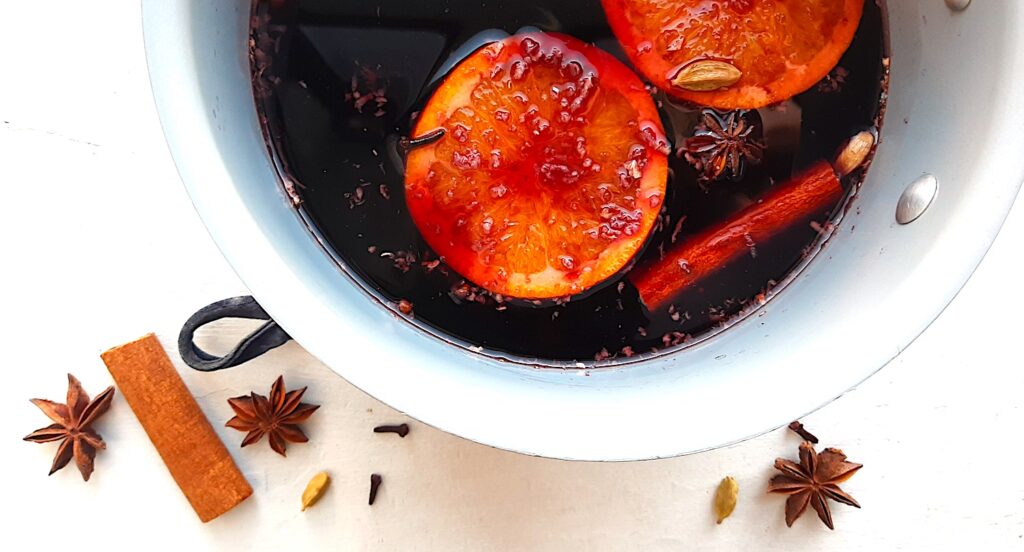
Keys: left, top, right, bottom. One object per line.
{"left": 250, "top": 0, "right": 888, "bottom": 363}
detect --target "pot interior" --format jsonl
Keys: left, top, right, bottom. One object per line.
{"left": 144, "top": 0, "right": 1024, "bottom": 459}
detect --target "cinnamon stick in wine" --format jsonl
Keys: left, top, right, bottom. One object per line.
{"left": 631, "top": 161, "right": 842, "bottom": 310}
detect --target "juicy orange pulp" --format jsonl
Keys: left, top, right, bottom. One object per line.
{"left": 405, "top": 33, "right": 669, "bottom": 299}
{"left": 602, "top": 0, "right": 864, "bottom": 109}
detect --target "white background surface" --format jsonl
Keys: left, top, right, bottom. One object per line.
{"left": 2, "top": 1, "right": 1023, "bottom": 550}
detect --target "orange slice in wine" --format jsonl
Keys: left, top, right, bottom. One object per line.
{"left": 602, "top": 0, "right": 864, "bottom": 109}
{"left": 405, "top": 32, "right": 669, "bottom": 299}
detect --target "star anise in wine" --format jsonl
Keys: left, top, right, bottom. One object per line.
{"left": 226, "top": 375, "right": 320, "bottom": 456}
{"left": 23, "top": 374, "right": 115, "bottom": 481}
{"left": 681, "top": 109, "right": 765, "bottom": 184}
{"left": 768, "top": 441, "right": 862, "bottom": 530}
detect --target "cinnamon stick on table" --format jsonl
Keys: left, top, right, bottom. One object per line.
{"left": 630, "top": 161, "right": 842, "bottom": 310}
{"left": 101, "top": 334, "right": 252, "bottom": 522}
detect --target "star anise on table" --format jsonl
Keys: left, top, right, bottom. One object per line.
{"left": 768, "top": 441, "right": 863, "bottom": 530}
{"left": 226, "top": 375, "right": 320, "bottom": 456}
{"left": 681, "top": 109, "right": 765, "bottom": 185}
{"left": 23, "top": 374, "right": 115, "bottom": 481}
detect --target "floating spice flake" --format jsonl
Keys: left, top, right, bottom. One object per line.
{"left": 817, "top": 66, "right": 849, "bottom": 93}
{"left": 346, "top": 186, "right": 367, "bottom": 208}
{"left": 382, "top": 249, "right": 418, "bottom": 273}
{"left": 345, "top": 64, "right": 389, "bottom": 115}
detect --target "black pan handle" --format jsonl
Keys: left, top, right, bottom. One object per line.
{"left": 178, "top": 296, "right": 292, "bottom": 372}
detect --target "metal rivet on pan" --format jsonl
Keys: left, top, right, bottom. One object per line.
{"left": 945, "top": 0, "right": 970, "bottom": 11}
{"left": 896, "top": 174, "right": 938, "bottom": 225}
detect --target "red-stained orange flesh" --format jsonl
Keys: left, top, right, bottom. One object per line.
{"left": 405, "top": 32, "right": 669, "bottom": 299}
{"left": 602, "top": 0, "right": 864, "bottom": 109}
{"left": 631, "top": 161, "right": 841, "bottom": 309}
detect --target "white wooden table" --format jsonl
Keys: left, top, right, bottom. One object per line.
{"left": 3, "top": 2, "right": 1023, "bottom": 550}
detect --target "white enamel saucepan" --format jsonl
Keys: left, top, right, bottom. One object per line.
{"left": 144, "top": 0, "right": 1024, "bottom": 460}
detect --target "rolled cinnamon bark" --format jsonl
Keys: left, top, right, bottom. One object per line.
{"left": 102, "top": 334, "right": 252, "bottom": 522}
{"left": 631, "top": 161, "right": 842, "bottom": 310}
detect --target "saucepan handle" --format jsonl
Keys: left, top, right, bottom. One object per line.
{"left": 178, "top": 296, "right": 292, "bottom": 372}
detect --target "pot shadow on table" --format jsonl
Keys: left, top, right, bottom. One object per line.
{"left": 187, "top": 322, "right": 853, "bottom": 549}
{"left": 409, "top": 422, "right": 835, "bottom": 549}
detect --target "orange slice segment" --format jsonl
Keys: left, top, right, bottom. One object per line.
{"left": 601, "top": 0, "right": 864, "bottom": 109}
{"left": 405, "top": 32, "right": 669, "bottom": 299}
